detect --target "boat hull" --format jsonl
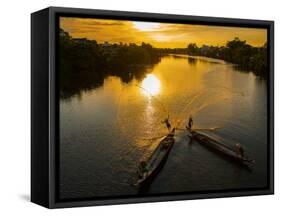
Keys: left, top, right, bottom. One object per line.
{"left": 189, "top": 130, "right": 253, "bottom": 167}
{"left": 137, "top": 131, "right": 175, "bottom": 191}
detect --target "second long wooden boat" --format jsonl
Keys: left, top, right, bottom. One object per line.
{"left": 186, "top": 127, "right": 254, "bottom": 166}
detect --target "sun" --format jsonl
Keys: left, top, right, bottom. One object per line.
{"left": 141, "top": 74, "right": 161, "bottom": 97}
{"left": 133, "top": 21, "right": 160, "bottom": 31}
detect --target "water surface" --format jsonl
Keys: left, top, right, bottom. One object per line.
{"left": 60, "top": 55, "right": 267, "bottom": 199}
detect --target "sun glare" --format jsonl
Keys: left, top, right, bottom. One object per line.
{"left": 141, "top": 74, "right": 161, "bottom": 97}
{"left": 133, "top": 21, "right": 160, "bottom": 31}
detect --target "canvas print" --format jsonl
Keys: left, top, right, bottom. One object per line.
{"left": 58, "top": 17, "right": 268, "bottom": 201}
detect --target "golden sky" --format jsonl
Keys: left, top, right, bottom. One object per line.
{"left": 60, "top": 17, "right": 267, "bottom": 48}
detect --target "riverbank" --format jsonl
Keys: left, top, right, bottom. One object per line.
{"left": 59, "top": 29, "right": 161, "bottom": 98}
{"left": 59, "top": 29, "right": 267, "bottom": 99}
{"left": 60, "top": 52, "right": 267, "bottom": 199}
{"left": 158, "top": 38, "right": 268, "bottom": 77}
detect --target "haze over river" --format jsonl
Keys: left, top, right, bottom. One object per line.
{"left": 59, "top": 55, "right": 267, "bottom": 200}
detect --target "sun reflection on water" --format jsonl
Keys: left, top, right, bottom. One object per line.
{"left": 141, "top": 74, "right": 161, "bottom": 97}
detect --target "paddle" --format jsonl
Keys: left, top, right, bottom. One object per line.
{"left": 139, "top": 135, "right": 166, "bottom": 141}
{"left": 176, "top": 127, "right": 221, "bottom": 131}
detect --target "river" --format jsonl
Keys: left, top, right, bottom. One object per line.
{"left": 59, "top": 54, "right": 268, "bottom": 200}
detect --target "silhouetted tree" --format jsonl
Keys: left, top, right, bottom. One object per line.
{"left": 183, "top": 37, "right": 267, "bottom": 77}
{"left": 187, "top": 43, "right": 199, "bottom": 55}
{"left": 59, "top": 29, "right": 161, "bottom": 98}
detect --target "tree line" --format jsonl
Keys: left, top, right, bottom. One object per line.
{"left": 60, "top": 28, "right": 268, "bottom": 98}
{"left": 184, "top": 38, "right": 267, "bottom": 77}
{"left": 59, "top": 29, "right": 161, "bottom": 98}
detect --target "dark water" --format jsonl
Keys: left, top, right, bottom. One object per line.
{"left": 59, "top": 55, "right": 267, "bottom": 199}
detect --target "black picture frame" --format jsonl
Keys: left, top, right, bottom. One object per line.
{"left": 31, "top": 6, "right": 274, "bottom": 208}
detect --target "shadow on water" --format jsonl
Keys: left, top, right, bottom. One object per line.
{"left": 188, "top": 57, "right": 198, "bottom": 65}
{"left": 169, "top": 54, "right": 198, "bottom": 65}
{"left": 187, "top": 140, "right": 253, "bottom": 173}
{"left": 59, "top": 50, "right": 267, "bottom": 198}
{"left": 59, "top": 29, "right": 162, "bottom": 99}
{"left": 137, "top": 184, "right": 152, "bottom": 194}
{"left": 60, "top": 63, "right": 159, "bottom": 100}
{"left": 232, "top": 64, "right": 268, "bottom": 79}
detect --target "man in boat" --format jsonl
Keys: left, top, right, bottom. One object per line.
{"left": 138, "top": 161, "right": 148, "bottom": 178}
{"left": 162, "top": 115, "right": 171, "bottom": 132}
{"left": 235, "top": 143, "right": 245, "bottom": 158}
{"left": 188, "top": 116, "right": 194, "bottom": 130}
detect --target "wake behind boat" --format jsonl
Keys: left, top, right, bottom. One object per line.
{"left": 186, "top": 126, "right": 254, "bottom": 167}
{"left": 136, "top": 128, "right": 175, "bottom": 189}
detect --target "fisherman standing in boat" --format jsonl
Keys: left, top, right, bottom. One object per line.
{"left": 162, "top": 115, "right": 171, "bottom": 132}
{"left": 188, "top": 116, "right": 194, "bottom": 130}
{"left": 138, "top": 161, "right": 148, "bottom": 178}
{"left": 235, "top": 143, "right": 245, "bottom": 158}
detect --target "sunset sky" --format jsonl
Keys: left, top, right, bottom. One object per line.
{"left": 60, "top": 17, "right": 267, "bottom": 48}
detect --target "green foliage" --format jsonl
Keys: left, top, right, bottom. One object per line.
{"left": 59, "top": 28, "right": 268, "bottom": 99}
{"left": 59, "top": 29, "right": 161, "bottom": 98}
{"left": 187, "top": 43, "right": 199, "bottom": 55}
{"left": 184, "top": 37, "right": 268, "bottom": 77}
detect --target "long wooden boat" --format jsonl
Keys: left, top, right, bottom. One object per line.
{"left": 186, "top": 127, "right": 254, "bottom": 166}
{"left": 136, "top": 128, "right": 175, "bottom": 188}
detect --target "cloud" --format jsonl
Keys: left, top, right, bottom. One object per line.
{"left": 60, "top": 17, "right": 147, "bottom": 44}
{"left": 60, "top": 17, "right": 267, "bottom": 48}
